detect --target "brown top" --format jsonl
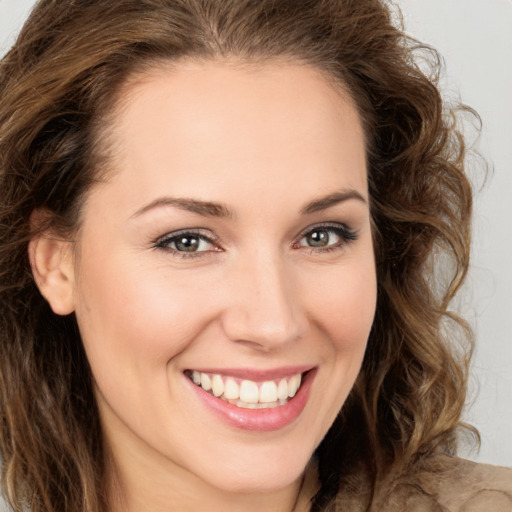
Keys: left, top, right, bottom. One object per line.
{"left": 329, "top": 455, "right": 512, "bottom": 512}
{"left": 435, "top": 456, "right": 512, "bottom": 512}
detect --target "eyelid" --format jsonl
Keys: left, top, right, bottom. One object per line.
{"left": 294, "top": 222, "right": 358, "bottom": 246}
{"left": 153, "top": 228, "right": 221, "bottom": 255}
{"left": 298, "top": 221, "right": 347, "bottom": 236}
{"left": 153, "top": 221, "right": 358, "bottom": 259}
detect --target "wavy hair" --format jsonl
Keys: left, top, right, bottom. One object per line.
{"left": 0, "top": 1, "right": 477, "bottom": 510}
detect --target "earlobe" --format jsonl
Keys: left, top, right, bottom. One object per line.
{"left": 29, "top": 233, "right": 76, "bottom": 316}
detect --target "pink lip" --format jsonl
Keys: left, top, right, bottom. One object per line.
{"left": 186, "top": 368, "right": 316, "bottom": 432}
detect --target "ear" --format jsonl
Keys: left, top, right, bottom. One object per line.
{"left": 28, "top": 222, "right": 76, "bottom": 316}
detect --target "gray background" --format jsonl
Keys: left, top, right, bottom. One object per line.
{"left": 0, "top": 0, "right": 511, "bottom": 507}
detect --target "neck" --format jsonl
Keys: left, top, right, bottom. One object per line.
{"left": 106, "top": 440, "right": 318, "bottom": 512}
{"left": 109, "top": 464, "right": 316, "bottom": 512}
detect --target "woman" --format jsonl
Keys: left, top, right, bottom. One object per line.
{"left": 0, "top": 1, "right": 510, "bottom": 511}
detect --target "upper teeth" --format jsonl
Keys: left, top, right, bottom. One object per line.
{"left": 190, "top": 371, "right": 302, "bottom": 406}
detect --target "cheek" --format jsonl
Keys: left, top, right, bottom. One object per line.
{"left": 305, "top": 257, "right": 377, "bottom": 353}
{"left": 73, "top": 252, "right": 217, "bottom": 384}
{"left": 297, "top": 253, "right": 376, "bottom": 440}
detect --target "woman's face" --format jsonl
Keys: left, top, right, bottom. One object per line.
{"left": 71, "top": 60, "right": 376, "bottom": 496}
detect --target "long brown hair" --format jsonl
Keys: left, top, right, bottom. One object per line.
{"left": 0, "top": 1, "right": 477, "bottom": 511}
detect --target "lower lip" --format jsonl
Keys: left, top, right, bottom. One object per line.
{"left": 187, "top": 370, "right": 316, "bottom": 432}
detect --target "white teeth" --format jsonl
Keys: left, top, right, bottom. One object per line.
{"left": 240, "top": 380, "right": 259, "bottom": 404}
{"left": 288, "top": 379, "right": 297, "bottom": 397}
{"left": 277, "top": 379, "right": 289, "bottom": 401}
{"left": 223, "top": 378, "right": 240, "bottom": 400}
{"left": 211, "top": 374, "right": 224, "bottom": 397}
{"left": 233, "top": 399, "right": 287, "bottom": 409}
{"left": 190, "top": 370, "right": 305, "bottom": 408}
{"left": 200, "top": 373, "right": 212, "bottom": 391}
{"left": 259, "top": 381, "right": 278, "bottom": 403}
{"left": 288, "top": 374, "right": 301, "bottom": 398}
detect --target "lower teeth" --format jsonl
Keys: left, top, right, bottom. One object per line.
{"left": 192, "top": 379, "right": 290, "bottom": 408}
{"left": 224, "top": 398, "right": 288, "bottom": 409}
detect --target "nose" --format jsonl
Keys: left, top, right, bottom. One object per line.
{"left": 220, "top": 249, "right": 309, "bottom": 351}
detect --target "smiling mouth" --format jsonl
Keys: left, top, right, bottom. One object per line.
{"left": 185, "top": 370, "right": 304, "bottom": 409}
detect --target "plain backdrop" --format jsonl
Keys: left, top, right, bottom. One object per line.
{"left": 0, "top": 0, "right": 510, "bottom": 506}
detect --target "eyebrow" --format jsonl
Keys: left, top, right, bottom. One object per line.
{"left": 300, "top": 189, "right": 367, "bottom": 215}
{"left": 131, "top": 189, "right": 366, "bottom": 220}
{"left": 132, "top": 197, "right": 235, "bottom": 219}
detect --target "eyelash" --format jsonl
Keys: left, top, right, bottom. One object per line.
{"left": 153, "top": 223, "right": 358, "bottom": 260}
{"left": 294, "top": 223, "right": 358, "bottom": 254}
{"left": 154, "top": 229, "right": 221, "bottom": 260}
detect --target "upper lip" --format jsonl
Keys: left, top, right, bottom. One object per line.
{"left": 185, "top": 365, "right": 314, "bottom": 381}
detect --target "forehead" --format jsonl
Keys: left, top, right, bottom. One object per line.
{"left": 92, "top": 59, "right": 368, "bottom": 211}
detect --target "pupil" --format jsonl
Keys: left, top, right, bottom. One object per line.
{"left": 176, "top": 236, "right": 199, "bottom": 252}
{"left": 308, "top": 230, "right": 328, "bottom": 247}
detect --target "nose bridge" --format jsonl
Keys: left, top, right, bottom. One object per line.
{"left": 221, "top": 246, "right": 307, "bottom": 349}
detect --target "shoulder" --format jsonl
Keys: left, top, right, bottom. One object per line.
{"left": 332, "top": 455, "right": 512, "bottom": 512}
{"left": 431, "top": 454, "right": 512, "bottom": 512}
{"left": 380, "top": 454, "right": 512, "bottom": 512}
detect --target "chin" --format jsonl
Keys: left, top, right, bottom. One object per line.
{"left": 183, "top": 433, "right": 318, "bottom": 495}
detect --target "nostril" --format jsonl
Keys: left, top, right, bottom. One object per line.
{"left": 221, "top": 306, "right": 308, "bottom": 349}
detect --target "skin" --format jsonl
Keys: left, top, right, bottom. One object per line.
{"left": 33, "top": 60, "right": 377, "bottom": 512}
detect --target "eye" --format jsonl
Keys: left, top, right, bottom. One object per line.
{"left": 296, "top": 224, "right": 357, "bottom": 251}
{"left": 154, "top": 230, "right": 219, "bottom": 258}
{"left": 302, "top": 229, "right": 336, "bottom": 248}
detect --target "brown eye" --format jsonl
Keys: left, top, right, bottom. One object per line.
{"left": 297, "top": 224, "right": 358, "bottom": 251}
{"left": 155, "top": 230, "right": 217, "bottom": 256}
{"left": 174, "top": 235, "right": 201, "bottom": 252}
{"left": 305, "top": 229, "right": 331, "bottom": 247}
{"left": 300, "top": 228, "right": 342, "bottom": 248}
